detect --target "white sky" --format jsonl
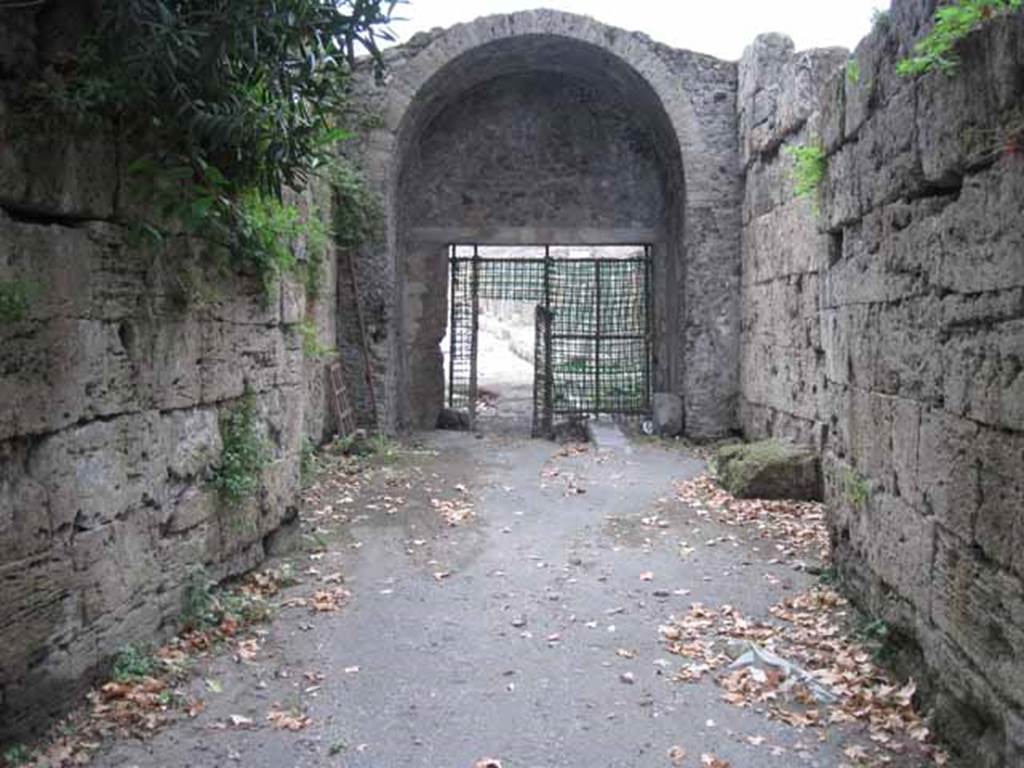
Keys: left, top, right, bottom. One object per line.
{"left": 387, "top": 1, "right": 889, "bottom": 61}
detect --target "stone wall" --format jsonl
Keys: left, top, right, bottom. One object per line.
{"left": 350, "top": 11, "right": 743, "bottom": 436}
{"left": 0, "top": 8, "right": 339, "bottom": 738}
{"left": 737, "top": 3, "right": 1024, "bottom": 764}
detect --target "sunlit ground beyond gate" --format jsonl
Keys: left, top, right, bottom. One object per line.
{"left": 443, "top": 245, "right": 652, "bottom": 437}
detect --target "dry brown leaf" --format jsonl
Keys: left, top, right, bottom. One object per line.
{"left": 267, "top": 707, "right": 311, "bottom": 731}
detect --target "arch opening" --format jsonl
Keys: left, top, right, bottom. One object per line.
{"left": 391, "top": 32, "right": 687, "bottom": 431}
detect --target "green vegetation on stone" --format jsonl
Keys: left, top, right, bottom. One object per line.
{"left": 847, "top": 59, "right": 862, "bottom": 85}
{"left": 897, "top": 0, "right": 1023, "bottom": 77}
{"left": 713, "top": 440, "right": 803, "bottom": 489}
{"left": 112, "top": 644, "right": 156, "bottom": 682}
{"left": 840, "top": 466, "right": 872, "bottom": 509}
{"left": 36, "top": 1, "right": 395, "bottom": 298}
{"left": 0, "top": 280, "right": 36, "bottom": 324}
{"left": 212, "top": 394, "right": 270, "bottom": 505}
{"left": 785, "top": 142, "right": 828, "bottom": 200}
{"left": 712, "top": 439, "right": 822, "bottom": 501}
{"left": 329, "top": 158, "right": 385, "bottom": 251}
{"left": 2, "top": 745, "right": 32, "bottom": 766}
{"left": 300, "top": 437, "right": 319, "bottom": 485}
{"left": 299, "top": 319, "right": 332, "bottom": 359}
{"left": 180, "top": 568, "right": 279, "bottom": 631}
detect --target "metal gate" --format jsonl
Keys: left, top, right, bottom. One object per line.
{"left": 447, "top": 245, "right": 652, "bottom": 436}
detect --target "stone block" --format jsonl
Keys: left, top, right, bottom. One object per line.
{"left": 930, "top": 528, "right": 1024, "bottom": 708}
{"left": 652, "top": 392, "right": 683, "bottom": 437}
{"left": 712, "top": 439, "right": 822, "bottom": 501}
{"left": 0, "top": 120, "right": 117, "bottom": 219}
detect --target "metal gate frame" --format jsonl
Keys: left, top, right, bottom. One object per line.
{"left": 447, "top": 244, "right": 653, "bottom": 435}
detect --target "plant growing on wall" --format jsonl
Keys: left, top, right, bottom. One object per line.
{"left": 785, "top": 142, "right": 828, "bottom": 200}
{"left": 897, "top": 0, "right": 1023, "bottom": 76}
{"left": 846, "top": 58, "right": 862, "bottom": 85}
{"left": 329, "top": 157, "right": 385, "bottom": 250}
{"left": 46, "top": 0, "right": 398, "bottom": 295}
{"left": 213, "top": 394, "right": 270, "bottom": 505}
{"left": 0, "top": 280, "right": 36, "bottom": 324}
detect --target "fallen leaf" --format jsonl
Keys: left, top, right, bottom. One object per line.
{"left": 228, "top": 714, "right": 254, "bottom": 728}
{"left": 267, "top": 707, "right": 311, "bottom": 731}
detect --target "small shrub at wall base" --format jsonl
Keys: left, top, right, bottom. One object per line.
{"left": 111, "top": 644, "right": 156, "bottom": 683}
{"left": 897, "top": 0, "right": 1023, "bottom": 76}
{"left": 212, "top": 394, "right": 270, "bottom": 505}
{"left": 300, "top": 437, "right": 318, "bottom": 484}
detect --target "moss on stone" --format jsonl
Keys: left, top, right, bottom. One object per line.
{"left": 712, "top": 439, "right": 822, "bottom": 501}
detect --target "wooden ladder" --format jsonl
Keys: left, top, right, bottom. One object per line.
{"left": 327, "top": 361, "right": 356, "bottom": 438}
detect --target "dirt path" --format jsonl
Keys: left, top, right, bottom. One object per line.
{"left": 82, "top": 423, "right": 938, "bottom": 768}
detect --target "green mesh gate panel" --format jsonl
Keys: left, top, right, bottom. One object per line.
{"left": 447, "top": 245, "right": 652, "bottom": 434}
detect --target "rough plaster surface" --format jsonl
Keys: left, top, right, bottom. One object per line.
{"left": 737, "top": 3, "right": 1024, "bottom": 764}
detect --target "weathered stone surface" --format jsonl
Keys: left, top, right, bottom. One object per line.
{"left": 652, "top": 393, "right": 683, "bottom": 437}
{"left": 0, "top": 1, "right": 1020, "bottom": 761}
{"left": 355, "top": 9, "right": 742, "bottom": 437}
{"left": 0, "top": 126, "right": 335, "bottom": 741}
{"left": 712, "top": 439, "right": 822, "bottom": 501}
{"left": 739, "top": 2, "right": 1024, "bottom": 764}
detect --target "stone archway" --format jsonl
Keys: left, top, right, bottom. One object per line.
{"left": 352, "top": 10, "right": 742, "bottom": 436}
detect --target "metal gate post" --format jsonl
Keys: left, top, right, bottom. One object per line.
{"left": 645, "top": 245, "right": 654, "bottom": 410}
{"left": 594, "top": 261, "right": 602, "bottom": 416}
{"left": 469, "top": 245, "right": 480, "bottom": 431}
{"left": 448, "top": 245, "right": 457, "bottom": 409}
{"left": 543, "top": 247, "right": 553, "bottom": 437}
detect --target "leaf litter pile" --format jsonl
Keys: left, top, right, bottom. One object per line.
{"left": 676, "top": 473, "right": 828, "bottom": 564}
{"left": 663, "top": 474, "right": 948, "bottom": 767}
{"left": 9, "top": 560, "right": 349, "bottom": 768}
{"left": 6, "top": 561, "right": 313, "bottom": 765}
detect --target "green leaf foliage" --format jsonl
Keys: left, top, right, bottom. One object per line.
{"left": 73, "top": 1, "right": 400, "bottom": 196}
{"left": 0, "top": 280, "right": 36, "bottom": 324}
{"left": 897, "top": 0, "right": 1023, "bottom": 77}
{"left": 785, "top": 143, "right": 828, "bottom": 199}
{"left": 44, "top": 1, "right": 397, "bottom": 297}
{"left": 213, "top": 394, "right": 270, "bottom": 505}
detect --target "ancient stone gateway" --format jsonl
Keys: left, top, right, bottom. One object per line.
{"left": 351, "top": 11, "right": 742, "bottom": 436}
{"left": 2, "top": 2, "right": 1023, "bottom": 763}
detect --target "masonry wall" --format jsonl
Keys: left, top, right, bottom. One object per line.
{"left": 0, "top": 7, "right": 339, "bottom": 739}
{"left": 351, "top": 11, "right": 743, "bottom": 438}
{"left": 397, "top": 67, "right": 674, "bottom": 429}
{"left": 738, "top": 3, "right": 1024, "bottom": 764}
